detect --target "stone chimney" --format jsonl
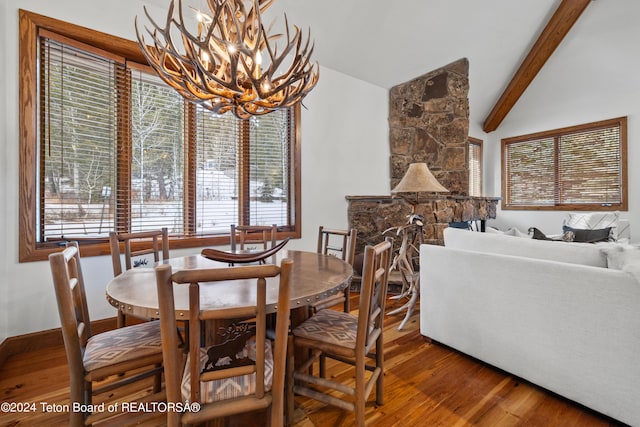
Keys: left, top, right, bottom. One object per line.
{"left": 346, "top": 58, "right": 498, "bottom": 251}
{"left": 389, "top": 58, "right": 470, "bottom": 194}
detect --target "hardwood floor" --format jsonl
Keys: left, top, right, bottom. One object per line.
{"left": 0, "top": 295, "right": 625, "bottom": 426}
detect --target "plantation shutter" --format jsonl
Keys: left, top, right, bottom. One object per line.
{"left": 468, "top": 139, "right": 482, "bottom": 196}
{"left": 40, "top": 34, "right": 121, "bottom": 242}
{"left": 503, "top": 138, "right": 555, "bottom": 206}
{"left": 248, "top": 110, "right": 292, "bottom": 226}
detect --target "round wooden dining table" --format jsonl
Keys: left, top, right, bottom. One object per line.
{"left": 105, "top": 249, "right": 353, "bottom": 321}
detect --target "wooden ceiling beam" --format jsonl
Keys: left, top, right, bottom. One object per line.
{"left": 482, "top": 0, "right": 592, "bottom": 133}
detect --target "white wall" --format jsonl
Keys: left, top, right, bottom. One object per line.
{"left": 296, "top": 67, "right": 390, "bottom": 245}
{"left": 0, "top": 0, "right": 389, "bottom": 341}
{"left": 481, "top": 0, "right": 639, "bottom": 239}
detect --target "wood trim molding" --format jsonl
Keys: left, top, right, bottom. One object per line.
{"left": 0, "top": 317, "right": 117, "bottom": 368}
{"left": 482, "top": 0, "right": 592, "bottom": 133}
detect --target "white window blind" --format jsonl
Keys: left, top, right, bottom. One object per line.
{"left": 248, "top": 110, "right": 291, "bottom": 226}
{"left": 557, "top": 126, "right": 622, "bottom": 205}
{"left": 195, "top": 106, "right": 239, "bottom": 234}
{"left": 41, "top": 37, "right": 119, "bottom": 242}
{"left": 504, "top": 137, "right": 555, "bottom": 206}
{"left": 129, "top": 68, "right": 185, "bottom": 233}
{"left": 468, "top": 138, "right": 482, "bottom": 197}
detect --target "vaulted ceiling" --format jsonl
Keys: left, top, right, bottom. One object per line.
{"left": 262, "top": 0, "right": 590, "bottom": 132}
{"left": 143, "top": 0, "right": 600, "bottom": 132}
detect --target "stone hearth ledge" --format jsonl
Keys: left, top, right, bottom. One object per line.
{"left": 346, "top": 195, "right": 500, "bottom": 251}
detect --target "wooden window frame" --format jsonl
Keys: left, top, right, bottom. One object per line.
{"left": 18, "top": 10, "right": 301, "bottom": 262}
{"left": 501, "top": 117, "right": 628, "bottom": 211}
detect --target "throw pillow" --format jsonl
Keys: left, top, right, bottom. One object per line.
{"left": 623, "top": 261, "right": 640, "bottom": 285}
{"left": 486, "top": 226, "right": 530, "bottom": 238}
{"left": 600, "top": 245, "right": 640, "bottom": 283}
{"left": 513, "top": 228, "right": 532, "bottom": 238}
{"left": 562, "top": 225, "right": 611, "bottom": 243}
{"left": 529, "top": 227, "right": 551, "bottom": 240}
{"left": 564, "top": 212, "right": 619, "bottom": 241}
{"left": 486, "top": 227, "right": 517, "bottom": 236}
{"left": 600, "top": 244, "right": 640, "bottom": 270}
{"left": 486, "top": 226, "right": 504, "bottom": 234}
{"left": 528, "top": 227, "right": 576, "bottom": 242}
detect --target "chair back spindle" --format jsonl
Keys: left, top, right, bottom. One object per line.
{"left": 230, "top": 224, "right": 277, "bottom": 252}
{"left": 49, "top": 242, "right": 91, "bottom": 377}
{"left": 311, "top": 226, "right": 357, "bottom": 312}
{"left": 317, "top": 226, "right": 357, "bottom": 265}
{"left": 109, "top": 228, "right": 169, "bottom": 277}
{"left": 109, "top": 228, "right": 169, "bottom": 327}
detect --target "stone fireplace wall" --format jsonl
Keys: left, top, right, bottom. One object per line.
{"left": 346, "top": 195, "right": 499, "bottom": 253}
{"left": 346, "top": 58, "right": 499, "bottom": 250}
{"left": 389, "top": 58, "right": 470, "bottom": 194}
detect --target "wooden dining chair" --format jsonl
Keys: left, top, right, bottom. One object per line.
{"left": 155, "top": 259, "right": 293, "bottom": 426}
{"left": 109, "top": 228, "right": 169, "bottom": 276}
{"left": 49, "top": 242, "right": 164, "bottom": 427}
{"left": 287, "top": 239, "right": 392, "bottom": 427}
{"left": 109, "top": 228, "right": 169, "bottom": 327}
{"left": 230, "top": 224, "right": 277, "bottom": 252}
{"left": 310, "top": 226, "right": 357, "bottom": 313}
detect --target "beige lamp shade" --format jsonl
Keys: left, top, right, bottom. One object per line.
{"left": 391, "top": 163, "right": 449, "bottom": 193}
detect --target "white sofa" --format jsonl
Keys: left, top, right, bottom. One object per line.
{"left": 420, "top": 227, "right": 640, "bottom": 426}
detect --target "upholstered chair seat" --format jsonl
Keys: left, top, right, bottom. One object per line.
{"left": 83, "top": 320, "right": 162, "bottom": 372}
{"left": 293, "top": 309, "right": 367, "bottom": 351}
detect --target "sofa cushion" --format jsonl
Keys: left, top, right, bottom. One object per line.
{"left": 444, "top": 227, "right": 608, "bottom": 268}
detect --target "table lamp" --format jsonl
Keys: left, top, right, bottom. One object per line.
{"left": 391, "top": 162, "right": 449, "bottom": 210}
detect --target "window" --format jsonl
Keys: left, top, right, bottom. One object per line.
{"left": 468, "top": 137, "right": 482, "bottom": 196}
{"left": 501, "top": 117, "right": 627, "bottom": 211}
{"left": 19, "top": 10, "right": 301, "bottom": 261}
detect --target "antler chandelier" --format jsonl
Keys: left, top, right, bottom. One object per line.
{"left": 135, "top": 0, "right": 319, "bottom": 119}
